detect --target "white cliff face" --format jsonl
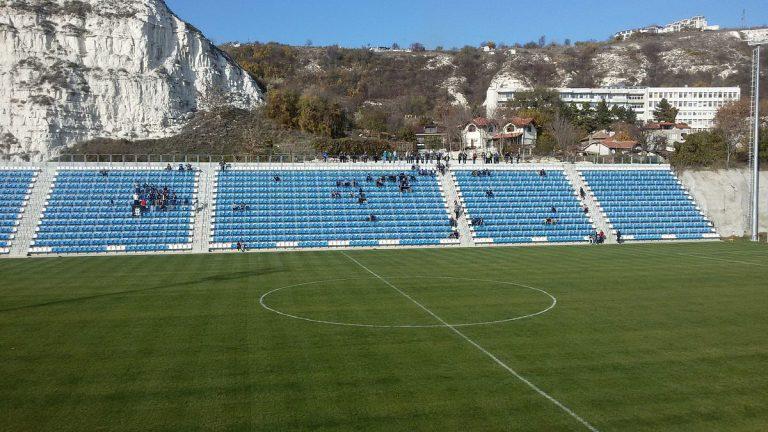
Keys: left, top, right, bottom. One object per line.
{"left": 0, "top": 0, "right": 264, "bottom": 159}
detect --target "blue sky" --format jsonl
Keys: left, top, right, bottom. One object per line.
{"left": 166, "top": 0, "right": 768, "bottom": 48}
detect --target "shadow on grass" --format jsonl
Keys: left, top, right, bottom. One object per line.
{"left": 0, "top": 268, "right": 284, "bottom": 314}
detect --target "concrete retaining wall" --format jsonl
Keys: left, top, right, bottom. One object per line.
{"left": 678, "top": 168, "right": 768, "bottom": 237}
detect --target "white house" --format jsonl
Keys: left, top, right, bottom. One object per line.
{"left": 461, "top": 118, "right": 496, "bottom": 151}
{"left": 461, "top": 117, "right": 538, "bottom": 154}
{"left": 644, "top": 122, "right": 692, "bottom": 152}
{"left": 614, "top": 16, "right": 720, "bottom": 40}
{"left": 492, "top": 118, "right": 538, "bottom": 156}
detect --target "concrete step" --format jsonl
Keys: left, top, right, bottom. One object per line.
{"left": 192, "top": 163, "right": 217, "bottom": 253}
{"left": 10, "top": 165, "right": 56, "bottom": 257}
{"left": 440, "top": 168, "right": 474, "bottom": 246}
{"left": 564, "top": 164, "right": 614, "bottom": 243}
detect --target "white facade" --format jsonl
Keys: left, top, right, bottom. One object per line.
{"left": 615, "top": 16, "right": 720, "bottom": 40}
{"left": 487, "top": 86, "right": 741, "bottom": 132}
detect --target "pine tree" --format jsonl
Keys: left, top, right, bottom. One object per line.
{"left": 595, "top": 100, "right": 612, "bottom": 130}
{"left": 653, "top": 98, "right": 679, "bottom": 123}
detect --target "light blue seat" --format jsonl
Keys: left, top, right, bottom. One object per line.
{"left": 454, "top": 170, "right": 593, "bottom": 244}
{"left": 0, "top": 170, "right": 36, "bottom": 253}
{"left": 581, "top": 169, "right": 716, "bottom": 241}
{"left": 33, "top": 169, "right": 196, "bottom": 254}
{"left": 212, "top": 170, "right": 453, "bottom": 248}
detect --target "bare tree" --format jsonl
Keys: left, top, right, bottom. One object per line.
{"left": 547, "top": 110, "right": 580, "bottom": 156}
{"left": 715, "top": 100, "right": 750, "bottom": 168}
{"left": 435, "top": 103, "right": 472, "bottom": 152}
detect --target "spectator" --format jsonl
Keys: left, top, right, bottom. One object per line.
{"left": 485, "top": 189, "right": 494, "bottom": 198}
{"left": 539, "top": 169, "right": 547, "bottom": 177}
{"left": 367, "top": 214, "right": 377, "bottom": 222}
{"left": 551, "top": 207, "right": 557, "bottom": 213}
{"left": 274, "top": 175, "right": 281, "bottom": 182}
{"left": 579, "top": 187, "right": 586, "bottom": 199}
{"left": 165, "top": 164, "right": 172, "bottom": 171}
{"left": 472, "top": 152, "right": 477, "bottom": 164}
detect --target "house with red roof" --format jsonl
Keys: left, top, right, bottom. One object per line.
{"left": 580, "top": 130, "right": 640, "bottom": 155}
{"left": 644, "top": 122, "right": 691, "bottom": 152}
{"left": 461, "top": 117, "right": 537, "bottom": 155}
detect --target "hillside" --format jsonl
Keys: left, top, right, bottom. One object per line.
{"left": 72, "top": 29, "right": 767, "bottom": 158}
{"left": 224, "top": 28, "right": 767, "bottom": 120}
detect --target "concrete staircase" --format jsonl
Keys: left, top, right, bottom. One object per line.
{"left": 10, "top": 165, "right": 56, "bottom": 257}
{"left": 563, "top": 164, "right": 614, "bottom": 243}
{"left": 439, "top": 168, "right": 474, "bottom": 246}
{"left": 191, "top": 163, "right": 216, "bottom": 253}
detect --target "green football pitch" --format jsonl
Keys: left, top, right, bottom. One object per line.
{"left": 1, "top": 241, "right": 766, "bottom": 431}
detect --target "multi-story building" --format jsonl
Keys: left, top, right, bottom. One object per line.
{"left": 487, "top": 86, "right": 741, "bottom": 131}
{"left": 614, "top": 16, "right": 720, "bottom": 40}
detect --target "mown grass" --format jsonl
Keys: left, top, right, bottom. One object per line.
{"left": 0, "top": 241, "right": 766, "bottom": 431}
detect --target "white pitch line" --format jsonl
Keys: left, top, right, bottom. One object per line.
{"left": 259, "top": 276, "right": 557, "bottom": 328}
{"left": 340, "top": 251, "right": 600, "bottom": 432}
{"left": 676, "top": 252, "right": 767, "bottom": 267}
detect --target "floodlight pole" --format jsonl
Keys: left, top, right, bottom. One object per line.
{"left": 751, "top": 45, "right": 761, "bottom": 242}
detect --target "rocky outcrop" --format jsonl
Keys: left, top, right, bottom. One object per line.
{"left": 0, "top": 0, "right": 264, "bottom": 159}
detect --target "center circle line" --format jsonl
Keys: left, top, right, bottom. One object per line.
{"left": 259, "top": 276, "right": 557, "bottom": 329}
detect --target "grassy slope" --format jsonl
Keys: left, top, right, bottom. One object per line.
{"left": 0, "top": 242, "right": 766, "bottom": 431}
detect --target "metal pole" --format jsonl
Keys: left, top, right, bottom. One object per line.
{"left": 751, "top": 45, "right": 761, "bottom": 242}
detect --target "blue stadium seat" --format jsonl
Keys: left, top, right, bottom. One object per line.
{"left": 0, "top": 169, "right": 37, "bottom": 254}
{"left": 211, "top": 169, "right": 454, "bottom": 249}
{"left": 31, "top": 169, "right": 197, "bottom": 254}
{"left": 580, "top": 169, "right": 717, "bottom": 241}
{"left": 453, "top": 169, "right": 593, "bottom": 244}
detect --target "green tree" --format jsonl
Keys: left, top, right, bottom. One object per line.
{"left": 653, "top": 98, "right": 679, "bottom": 123}
{"left": 356, "top": 107, "right": 389, "bottom": 132}
{"left": 533, "top": 132, "right": 557, "bottom": 156}
{"left": 298, "top": 95, "right": 347, "bottom": 138}
{"left": 573, "top": 103, "right": 597, "bottom": 132}
{"left": 265, "top": 89, "right": 300, "bottom": 128}
{"left": 669, "top": 131, "right": 726, "bottom": 167}
{"left": 595, "top": 100, "right": 612, "bottom": 130}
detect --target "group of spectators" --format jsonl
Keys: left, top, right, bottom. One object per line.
{"left": 132, "top": 182, "right": 184, "bottom": 216}
{"left": 590, "top": 230, "right": 607, "bottom": 244}
{"left": 456, "top": 152, "right": 523, "bottom": 165}
{"left": 323, "top": 151, "right": 528, "bottom": 165}
{"left": 471, "top": 169, "right": 493, "bottom": 177}
{"left": 166, "top": 164, "right": 195, "bottom": 172}
{"left": 232, "top": 203, "right": 251, "bottom": 212}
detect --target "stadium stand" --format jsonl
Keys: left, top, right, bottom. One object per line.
{"left": 29, "top": 168, "right": 198, "bottom": 254}
{"left": 210, "top": 166, "right": 456, "bottom": 250}
{"left": 0, "top": 169, "right": 38, "bottom": 254}
{"left": 453, "top": 167, "right": 594, "bottom": 244}
{"left": 580, "top": 167, "right": 718, "bottom": 241}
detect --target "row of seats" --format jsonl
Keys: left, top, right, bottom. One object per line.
{"left": 581, "top": 169, "right": 717, "bottom": 241}
{"left": 454, "top": 170, "right": 594, "bottom": 244}
{"left": 3, "top": 166, "right": 720, "bottom": 255}
{"left": 0, "top": 170, "right": 37, "bottom": 254}
{"left": 31, "top": 170, "right": 197, "bottom": 254}
{"left": 212, "top": 170, "right": 454, "bottom": 249}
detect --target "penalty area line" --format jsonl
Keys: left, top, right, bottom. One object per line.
{"left": 675, "top": 252, "right": 766, "bottom": 267}
{"left": 340, "top": 251, "right": 600, "bottom": 432}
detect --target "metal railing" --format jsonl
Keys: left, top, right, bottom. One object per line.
{"left": 0, "top": 152, "right": 668, "bottom": 166}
